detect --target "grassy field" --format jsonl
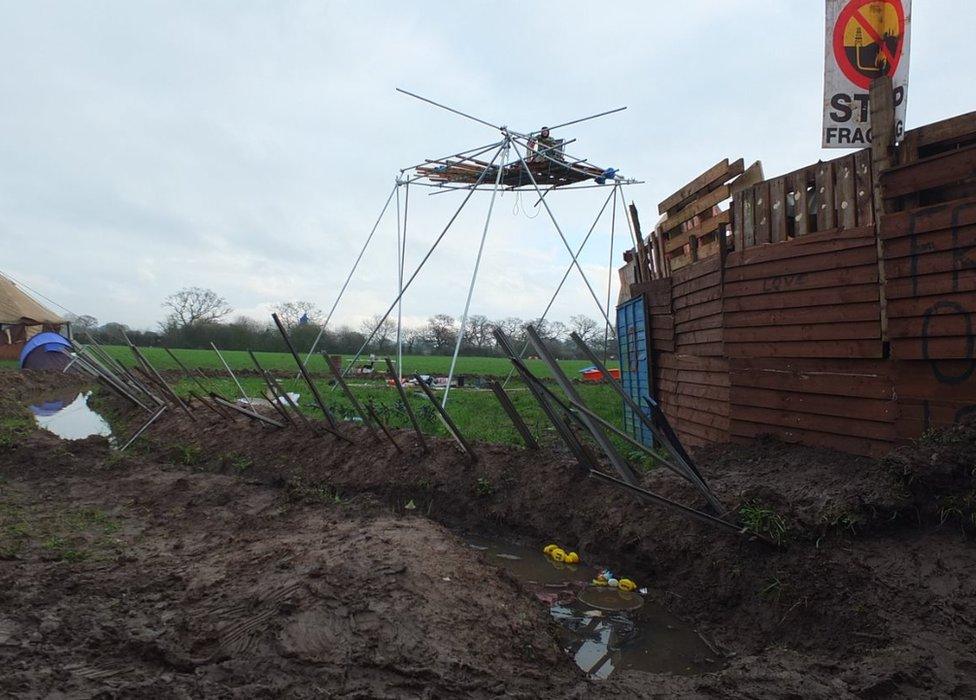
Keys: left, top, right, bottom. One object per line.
{"left": 95, "top": 345, "right": 608, "bottom": 380}
{"left": 9, "top": 345, "right": 635, "bottom": 452}
{"left": 169, "top": 374, "right": 625, "bottom": 450}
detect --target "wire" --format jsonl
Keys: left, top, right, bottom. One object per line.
{"left": 0, "top": 268, "right": 80, "bottom": 319}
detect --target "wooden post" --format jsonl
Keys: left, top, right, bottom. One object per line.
{"left": 870, "top": 76, "right": 896, "bottom": 344}
{"left": 413, "top": 374, "right": 477, "bottom": 462}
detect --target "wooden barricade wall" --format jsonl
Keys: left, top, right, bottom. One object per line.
{"left": 623, "top": 108, "right": 976, "bottom": 457}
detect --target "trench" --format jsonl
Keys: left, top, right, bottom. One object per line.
{"left": 23, "top": 388, "right": 727, "bottom": 681}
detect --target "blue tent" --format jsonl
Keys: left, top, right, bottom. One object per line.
{"left": 19, "top": 332, "right": 72, "bottom": 370}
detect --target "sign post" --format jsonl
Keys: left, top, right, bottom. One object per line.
{"left": 822, "top": 0, "right": 911, "bottom": 148}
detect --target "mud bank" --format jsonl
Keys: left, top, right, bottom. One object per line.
{"left": 2, "top": 371, "right": 976, "bottom": 697}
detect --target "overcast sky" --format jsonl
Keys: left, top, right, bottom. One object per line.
{"left": 1, "top": 1, "right": 973, "bottom": 332}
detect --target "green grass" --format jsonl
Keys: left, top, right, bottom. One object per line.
{"left": 172, "top": 374, "right": 624, "bottom": 449}
{"left": 96, "top": 345, "right": 609, "bottom": 380}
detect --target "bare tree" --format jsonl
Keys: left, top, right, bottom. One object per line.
{"left": 569, "top": 314, "right": 600, "bottom": 344}
{"left": 274, "top": 300, "right": 323, "bottom": 329}
{"left": 162, "top": 287, "right": 231, "bottom": 329}
{"left": 425, "top": 314, "right": 457, "bottom": 354}
{"left": 465, "top": 314, "right": 493, "bottom": 351}
{"left": 72, "top": 314, "right": 98, "bottom": 331}
{"left": 359, "top": 313, "right": 396, "bottom": 352}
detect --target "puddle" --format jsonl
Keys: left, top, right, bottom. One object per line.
{"left": 29, "top": 392, "right": 114, "bottom": 442}
{"left": 467, "top": 536, "right": 724, "bottom": 679}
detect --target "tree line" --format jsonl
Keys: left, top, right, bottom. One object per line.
{"left": 77, "top": 287, "right": 617, "bottom": 360}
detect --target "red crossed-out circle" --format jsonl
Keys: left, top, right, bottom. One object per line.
{"left": 832, "top": 0, "right": 905, "bottom": 90}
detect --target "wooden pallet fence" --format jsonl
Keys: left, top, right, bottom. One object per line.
{"left": 654, "top": 352, "right": 730, "bottom": 448}
{"left": 723, "top": 225, "right": 883, "bottom": 359}
{"left": 656, "top": 158, "right": 764, "bottom": 274}
{"left": 732, "top": 150, "right": 872, "bottom": 252}
{"left": 729, "top": 358, "right": 896, "bottom": 457}
{"left": 672, "top": 254, "right": 724, "bottom": 357}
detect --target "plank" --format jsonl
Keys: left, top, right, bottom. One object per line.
{"left": 887, "top": 292, "right": 976, "bottom": 318}
{"left": 888, "top": 312, "right": 973, "bottom": 339}
{"left": 724, "top": 301, "right": 881, "bottom": 328}
{"left": 723, "top": 283, "right": 878, "bottom": 311}
{"left": 892, "top": 361, "right": 976, "bottom": 400}
{"left": 881, "top": 144, "right": 976, "bottom": 198}
{"left": 884, "top": 250, "right": 976, "bottom": 279}
{"left": 733, "top": 191, "right": 745, "bottom": 252}
{"left": 675, "top": 299, "right": 722, "bottom": 325}
{"left": 880, "top": 196, "right": 976, "bottom": 239}
{"left": 724, "top": 243, "right": 877, "bottom": 283}
{"left": 769, "top": 177, "right": 787, "bottom": 243}
{"left": 742, "top": 186, "right": 756, "bottom": 248}
{"left": 671, "top": 252, "right": 721, "bottom": 285}
{"left": 731, "top": 405, "right": 895, "bottom": 441}
{"left": 890, "top": 336, "right": 976, "bottom": 360}
{"left": 672, "top": 269, "right": 721, "bottom": 299}
{"left": 658, "top": 158, "right": 743, "bottom": 215}
{"left": 754, "top": 180, "right": 771, "bottom": 244}
{"left": 882, "top": 225, "right": 976, "bottom": 260}
{"left": 674, "top": 312, "right": 723, "bottom": 334}
{"left": 662, "top": 185, "right": 731, "bottom": 234}
{"left": 730, "top": 367, "right": 893, "bottom": 400}
{"left": 671, "top": 284, "right": 722, "bottom": 311}
{"left": 725, "top": 339, "right": 884, "bottom": 358}
{"left": 723, "top": 264, "right": 879, "bottom": 298}
{"left": 730, "top": 421, "right": 891, "bottom": 457}
{"left": 724, "top": 321, "right": 880, "bottom": 343}
{"left": 726, "top": 224, "right": 874, "bottom": 267}
{"left": 730, "top": 160, "right": 765, "bottom": 195}
{"left": 791, "top": 170, "right": 810, "bottom": 237}
{"left": 885, "top": 270, "right": 976, "bottom": 299}
{"left": 815, "top": 160, "right": 836, "bottom": 231}
{"left": 835, "top": 156, "right": 856, "bottom": 229}
{"left": 664, "top": 209, "right": 730, "bottom": 254}
{"left": 854, "top": 148, "right": 874, "bottom": 226}
{"left": 907, "top": 110, "right": 976, "bottom": 149}
{"left": 731, "top": 386, "right": 895, "bottom": 421}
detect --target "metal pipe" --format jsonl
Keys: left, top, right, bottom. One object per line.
{"left": 501, "top": 186, "right": 616, "bottom": 388}
{"left": 413, "top": 374, "right": 477, "bottom": 462}
{"left": 524, "top": 325, "right": 638, "bottom": 486}
{"left": 300, "top": 181, "right": 399, "bottom": 369}
{"left": 119, "top": 406, "right": 167, "bottom": 452}
{"left": 211, "top": 342, "right": 251, "bottom": 409}
{"left": 509, "top": 140, "right": 613, "bottom": 329}
{"left": 540, "top": 106, "right": 627, "bottom": 134}
{"left": 322, "top": 353, "right": 378, "bottom": 439}
{"left": 442, "top": 139, "right": 509, "bottom": 407}
{"left": 365, "top": 400, "right": 403, "bottom": 453}
{"left": 396, "top": 87, "right": 502, "bottom": 131}
{"left": 340, "top": 142, "right": 507, "bottom": 380}
{"left": 385, "top": 357, "right": 428, "bottom": 451}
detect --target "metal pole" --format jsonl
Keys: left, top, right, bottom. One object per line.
{"left": 604, "top": 184, "right": 618, "bottom": 362}
{"left": 396, "top": 87, "right": 502, "bottom": 131}
{"left": 413, "top": 374, "right": 477, "bottom": 462}
{"left": 588, "top": 470, "right": 745, "bottom": 538}
{"left": 211, "top": 342, "right": 251, "bottom": 409}
{"left": 271, "top": 313, "right": 349, "bottom": 439}
{"left": 300, "top": 181, "right": 399, "bottom": 371}
{"left": 395, "top": 181, "right": 404, "bottom": 383}
{"left": 119, "top": 406, "right": 167, "bottom": 452}
{"left": 384, "top": 357, "right": 428, "bottom": 451}
{"left": 129, "top": 344, "right": 196, "bottom": 421}
{"left": 509, "top": 140, "right": 613, "bottom": 328}
{"left": 323, "top": 354, "right": 379, "bottom": 440}
{"left": 538, "top": 106, "right": 627, "bottom": 134}
{"left": 524, "top": 325, "right": 638, "bottom": 486}
{"left": 442, "top": 138, "right": 509, "bottom": 407}
{"left": 247, "top": 350, "right": 295, "bottom": 427}
{"left": 487, "top": 380, "right": 539, "bottom": 450}
{"left": 365, "top": 400, "right": 403, "bottom": 453}
{"left": 501, "top": 186, "right": 615, "bottom": 388}
{"left": 341, "top": 142, "right": 507, "bottom": 379}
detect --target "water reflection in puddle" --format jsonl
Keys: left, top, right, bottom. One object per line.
{"left": 467, "top": 536, "right": 724, "bottom": 679}
{"left": 30, "top": 392, "right": 114, "bottom": 442}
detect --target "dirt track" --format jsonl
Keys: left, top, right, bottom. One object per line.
{"left": 2, "top": 370, "right": 976, "bottom": 697}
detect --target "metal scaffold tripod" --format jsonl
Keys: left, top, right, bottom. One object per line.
{"left": 300, "top": 89, "right": 643, "bottom": 408}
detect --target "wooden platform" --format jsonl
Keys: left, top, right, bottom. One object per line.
{"left": 416, "top": 158, "right": 606, "bottom": 189}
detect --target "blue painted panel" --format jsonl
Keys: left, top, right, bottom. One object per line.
{"left": 616, "top": 297, "right": 653, "bottom": 447}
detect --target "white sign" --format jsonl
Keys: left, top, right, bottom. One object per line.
{"left": 823, "top": 0, "right": 911, "bottom": 148}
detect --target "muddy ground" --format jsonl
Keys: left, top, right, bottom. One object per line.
{"left": 2, "top": 370, "right": 976, "bottom": 697}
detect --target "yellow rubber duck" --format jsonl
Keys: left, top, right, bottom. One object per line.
{"left": 592, "top": 574, "right": 608, "bottom": 586}
{"left": 551, "top": 548, "right": 566, "bottom": 562}
{"left": 565, "top": 552, "right": 580, "bottom": 565}
{"left": 618, "top": 578, "right": 637, "bottom": 592}
{"left": 543, "top": 544, "right": 558, "bottom": 555}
